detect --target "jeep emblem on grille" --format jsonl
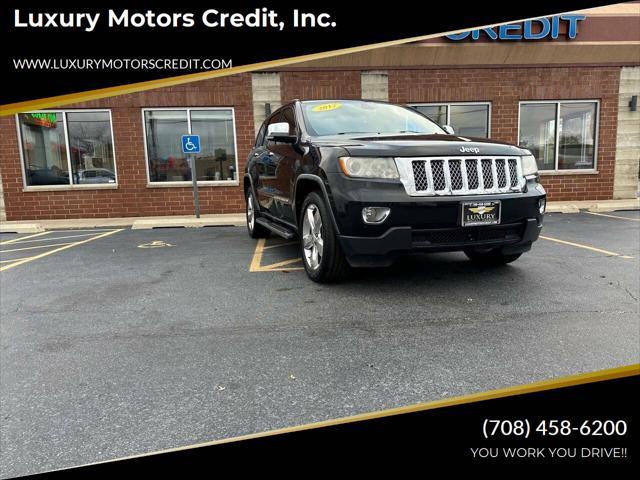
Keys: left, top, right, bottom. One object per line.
{"left": 460, "top": 146, "right": 480, "bottom": 154}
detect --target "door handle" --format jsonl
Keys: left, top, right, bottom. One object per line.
{"left": 268, "top": 152, "right": 274, "bottom": 156}
{"left": 253, "top": 152, "right": 260, "bottom": 157}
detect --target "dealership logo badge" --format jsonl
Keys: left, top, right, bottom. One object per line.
{"left": 460, "top": 146, "right": 480, "bottom": 154}
{"left": 469, "top": 206, "right": 495, "bottom": 215}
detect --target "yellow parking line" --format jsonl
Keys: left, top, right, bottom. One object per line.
{"left": 263, "top": 258, "right": 303, "bottom": 270}
{"left": 0, "top": 229, "right": 123, "bottom": 272}
{"left": 263, "top": 266, "right": 305, "bottom": 272}
{"left": 585, "top": 211, "right": 640, "bottom": 222}
{"left": 262, "top": 241, "right": 297, "bottom": 250}
{"left": 249, "top": 238, "right": 266, "bottom": 272}
{"left": 0, "top": 231, "right": 51, "bottom": 245}
{"left": 540, "top": 235, "right": 634, "bottom": 259}
{"left": 249, "top": 238, "right": 304, "bottom": 272}
{"left": 1, "top": 242, "right": 74, "bottom": 253}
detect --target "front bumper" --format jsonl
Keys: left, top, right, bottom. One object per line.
{"left": 326, "top": 173, "right": 545, "bottom": 267}
{"left": 339, "top": 218, "right": 542, "bottom": 267}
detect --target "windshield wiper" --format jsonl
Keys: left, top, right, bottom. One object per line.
{"left": 334, "top": 131, "right": 373, "bottom": 135}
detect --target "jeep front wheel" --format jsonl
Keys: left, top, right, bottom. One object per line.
{"left": 300, "top": 192, "right": 349, "bottom": 283}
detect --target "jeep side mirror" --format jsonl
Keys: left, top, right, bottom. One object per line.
{"left": 442, "top": 125, "right": 455, "bottom": 135}
{"left": 267, "top": 121, "right": 297, "bottom": 144}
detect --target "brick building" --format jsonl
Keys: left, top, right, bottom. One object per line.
{"left": 1, "top": 4, "right": 638, "bottom": 221}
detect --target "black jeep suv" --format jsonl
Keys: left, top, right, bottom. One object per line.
{"left": 244, "top": 99, "right": 546, "bottom": 282}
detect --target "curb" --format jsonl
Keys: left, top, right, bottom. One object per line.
{"left": 546, "top": 205, "right": 580, "bottom": 214}
{"left": 131, "top": 216, "right": 245, "bottom": 230}
{"left": 0, "top": 223, "right": 45, "bottom": 234}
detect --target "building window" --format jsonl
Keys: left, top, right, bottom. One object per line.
{"left": 18, "top": 110, "right": 116, "bottom": 186}
{"left": 519, "top": 101, "right": 598, "bottom": 171}
{"left": 410, "top": 103, "right": 491, "bottom": 138}
{"left": 143, "top": 108, "right": 238, "bottom": 183}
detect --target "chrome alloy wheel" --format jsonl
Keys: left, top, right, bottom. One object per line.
{"left": 247, "top": 195, "right": 255, "bottom": 231}
{"left": 302, "top": 204, "right": 323, "bottom": 270}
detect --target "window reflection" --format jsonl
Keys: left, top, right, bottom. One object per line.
{"left": 412, "top": 104, "right": 490, "bottom": 138}
{"left": 558, "top": 103, "right": 596, "bottom": 170}
{"left": 414, "top": 105, "right": 447, "bottom": 127}
{"left": 519, "top": 104, "right": 557, "bottom": 171}
{"left": 519, "top": 102, "right": 597, "bottom": 171}
{"left": 19, "top": 112, "right": 69, "bottom": 186}
{"left": 450, "top": 104, "right": 489, "bottom": 137}
{"left": 191, "top": 110, "right": 237, "bottom": 181}
{"left": 144, "top": 109, "right": 238, "bottom": 183}
{"left": 145, "top": 110, "right": 190, "bottom": 182}
{"left": 18, "top": 111, "right": 117, "bottom": 186}
{"left": 67, "top": 112, "right": 116, "bottom": 184}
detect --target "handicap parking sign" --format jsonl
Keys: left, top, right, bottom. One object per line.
{"left": 181, "top": 135, "right": 201, "bottom": 154}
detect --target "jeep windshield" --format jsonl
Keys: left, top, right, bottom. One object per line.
{"left": 301, "top": 100, "right": 445, "bottom": 137}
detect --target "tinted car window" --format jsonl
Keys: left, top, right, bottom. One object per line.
{"left": 301, "top": 100, "right": 445, "bottom": 137}
{"left": 282, "top": 107, "right": 296, "bottom": 135}
{"left": 255, "top": 123, "right": 266, "bottom": 147}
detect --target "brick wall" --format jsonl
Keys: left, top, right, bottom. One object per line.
{"left": 389, "top": 66, "right": 621, "bottom": 201}
{"left": 0, "top": 74, "right": 254, "bottom": 220}
{"left": 281, "top": 71, "right": 361, "bottom": 101}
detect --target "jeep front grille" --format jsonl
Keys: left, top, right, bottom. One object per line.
{"left": 396, "top": 157, "right": 526, "bottom": 196}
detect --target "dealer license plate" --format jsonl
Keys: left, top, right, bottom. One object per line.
{"left": 461, "top": 201, "right": 501, "bottom": 227}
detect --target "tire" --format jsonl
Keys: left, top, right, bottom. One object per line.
{"left": 464, "top": 248, "right": 522, "bottom": 265}
{"left": 299, "top": 192, "right": 350, "bottom": 283}
{"left": 246, "top": 190, "right": 270, "bottom": 239}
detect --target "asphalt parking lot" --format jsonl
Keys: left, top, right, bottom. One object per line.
{"left": 1, "top": 210, "right": 639, "bottom": 477}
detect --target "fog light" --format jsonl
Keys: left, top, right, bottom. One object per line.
{"left": 539, "top": 198, "right": 546, "bottom": 214}
{"left": 362, "top": 206, "right": 390, "bottom": 224}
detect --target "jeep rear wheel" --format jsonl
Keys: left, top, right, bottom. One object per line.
{"left": 246, "top": 191, "right": 270, "bottom": 239}
{"left": 464, "top": 248, "right": 522, "bottom": 265}
{"left": 300, "top": 192, "right": 349, "bottom": 283}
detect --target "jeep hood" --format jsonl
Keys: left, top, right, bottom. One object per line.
{"left": 310, "top": 133, "right": 527, "bottom": 157}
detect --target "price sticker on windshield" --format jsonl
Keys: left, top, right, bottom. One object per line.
{"left": 312, "top": 102, "right": 342, "bottom": 112}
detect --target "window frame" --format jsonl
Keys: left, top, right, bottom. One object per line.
{"left": 408, "top": 102, "right": 492, "bottom": 138}
{"left": 16, "top": 109, "right": 118, "bottom": 191}
{"left": 517, "top": 99, "right": 600, "bottom": 175}
{"left": 141, "top": 107, "right": 240, "bottom": 187}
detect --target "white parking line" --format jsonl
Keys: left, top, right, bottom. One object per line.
{"left": 1, "top": 242, "right": 74, "bottom": 253}
{"left": 540, "top": 235, "right": 634, "bottom": 259}
{"left": 0, "top": 231, "right": 51, "bottom": 246}
{"left": 0, "top": 229, "right": 123, "bottom": 272}
{"left": 0, "top": 256, "right": 34, "bottom": 263}
{"left": 585, "top": 211, "right": 640, "bottom": 222}
{"left": 6, "top": 232, "right": 105, "bottom": 244}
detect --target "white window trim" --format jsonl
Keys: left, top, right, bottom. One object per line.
{"left": 517, "top": 99, "right": 600, "bottom": 174}
{"left": 16, "top": 109, "right": 118, "bottom": 191}
{"left": 409, "top": 102, "right": 492, "bottom": 137}
{"left": 141, "top": 107, "right": 240, "bottom": 187}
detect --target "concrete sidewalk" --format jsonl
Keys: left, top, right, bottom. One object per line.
{"left": 1, "top": 199, "right": 638, "bottom": 233}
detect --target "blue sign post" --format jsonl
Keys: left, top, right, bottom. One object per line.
{"left": 181, "top": 134, "right": 201, "bottom": 218}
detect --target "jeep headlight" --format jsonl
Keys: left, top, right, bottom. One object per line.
{"left": 338, "top": 157, "right": 399, "bottom": 180}
{"left": 521, "top": 154, "right": 539, "bottom": 178}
